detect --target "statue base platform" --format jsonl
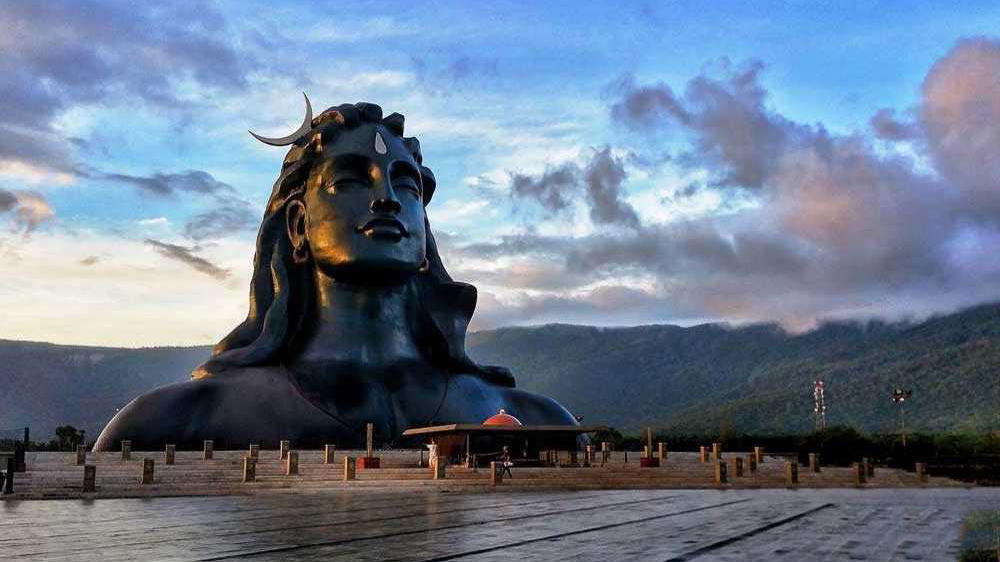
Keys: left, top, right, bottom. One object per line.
{"left": 640, "top": 458, "right": 660, "bottom": 468}
{"left": 357, "top": 457, "right": 380, "bottom": 470}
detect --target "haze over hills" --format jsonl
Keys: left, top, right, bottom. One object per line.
{"left": 2, "top": 303, "right": 999, "bottom": 441}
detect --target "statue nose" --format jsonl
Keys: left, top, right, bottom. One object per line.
{"left": 370, "top": 197, "right": 401, "bottom": 215}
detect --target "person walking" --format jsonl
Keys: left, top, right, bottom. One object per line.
{"left": 499, "top": 446, "right": 514, "bottom": 479}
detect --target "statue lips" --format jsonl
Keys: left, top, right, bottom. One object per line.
{"left": 356, "top": 216, "right": 409, "bottom": 241}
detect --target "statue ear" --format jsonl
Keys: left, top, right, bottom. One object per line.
{"left": 286, "top": 200, "right": 308, "bottom": 249}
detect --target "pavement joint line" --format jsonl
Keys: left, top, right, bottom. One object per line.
{"left": 405, "top": 499, "right": 754, "bottom": 562}
{"left": 660, "top": 502, "right": 836, "bottom": 561}
{"left": 7, "top": 491, "right": 644, "bottom": 556}
{"left": 188, "top": 493, "right": 693, "bottom": 561}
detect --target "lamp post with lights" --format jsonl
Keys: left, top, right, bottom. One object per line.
{"left": 891, "top": 388, "right": 913, "bottom": 447}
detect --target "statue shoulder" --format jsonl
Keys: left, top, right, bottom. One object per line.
{"left": 502, "top": 386, "right": 579, "bottom": 425}
{"left": 92, "top": 366, "right": 293, "bottom": 451}
{"left": 446, "top": 372, "right": 578, "bottom": 426}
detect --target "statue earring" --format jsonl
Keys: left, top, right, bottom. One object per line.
{"left": 418, "top": 257, "right": 429, "bottom": 273}
{"left": 292, "top": 243, "right": 309, "bottom": 264}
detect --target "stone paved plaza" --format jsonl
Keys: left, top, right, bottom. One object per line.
{"left": 2, "top": 487, "right": 997, "bottom": 561}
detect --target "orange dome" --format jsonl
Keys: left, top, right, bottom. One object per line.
{"left": 483, "top": 409, "right": 522, "bottom": 426}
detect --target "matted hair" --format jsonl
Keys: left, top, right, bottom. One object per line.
{"left": 191, "top": 102, "right": 514, "bottom": 386}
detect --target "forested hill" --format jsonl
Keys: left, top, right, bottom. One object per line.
{"left": 466, "top": 303, "right": 1000, "bottom": 434}
{"left": 0, "top": 341, "right": 211, "bottom": 440}
{"left": 2, "top": 303, "right": 999, "bottom": 439}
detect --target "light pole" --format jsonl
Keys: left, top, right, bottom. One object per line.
{"left": 891, "top": 388, "right": 913, "bottom": 447}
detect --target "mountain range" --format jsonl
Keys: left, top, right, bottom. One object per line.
{"left": 2, "top": 303, "right": 998, "bottom": 441}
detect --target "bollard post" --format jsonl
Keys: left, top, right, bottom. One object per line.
{"left": 754, "top": 446, "right": 763, "bottom": 464}
{"left": 242, "top": 457, "right": 256, "bottom": 482}
{"left": 3, "top": 457, "right": 13, "bottom": 494}
{"left": 433, "top": 457, "right": 446, "bottom": 480}
{"left": 490, "top": 461, "right": 502, "bottom": 485}
{"left": 366, "top": 423, "right": 374, "bottom": 459}
{"left": 121, "top": 440, "right": 132, "bottom": 461}
{"left": 76, "top": 445, "right": 87, "bottom": 466}
{"left": 646, "top": 427, "right": 653, "bottom": 460}
{"left": 358, "top": 423, "right": 380, "bottom": 469}
{"left": 248, "top": 443, "right": 259, "bottom": 460}
{"left": 344, "top": 456, "right": 356, "bottom": 481}
{"left": 712, "top": 442, "right": 721, "bottom": 462}
{"left": 601, "top": 442, "right": 610, "bottom": 465}
{"left": 279, "top": 440, "right": 290, "bottom": 460}
{"left": 733, "top": 456, "right": 744, "bottom": 477}
{"left": 141, "top": 458, "right": 154, "bottom": 485}
{"left": 658, "top": 442, "right": 667, "bottom": 462}
{"left": 285, "top": 451, "right": 298, "bottom": 476}
{"left": 915, "top": 462, "right": 927, "bottom": 483}
{"left": 785, "top": 461, "right": 798, "bottom": 486}
{"left": 324, "top": 444, "right": 336, "bottom": 464}
{"left": 861, "top": 457, "right": 870, "bottom": 480}
{"left": 867, "top": 461, "right": 875, "bottom": 478}
{"left": 808, "top": 453, "right": 820, "bottom": 473}
{"left": 700, "top": 446, "right": 708, "bottom": 463}
{"left": 83, "top": 465, "right": 96, "bottom": 492}
{"left": 715, "top": 460, "right": 728, "bottom": 485}
{"left": 203, "top": 440, "right": 213, "bottom": 460}
{"left": 642, "top": 445, "right": 650, "bottom": 459}
{"left": 746, "top": 453, "right": 757, "bottom": 474}
{"left": 165, "top": 444, "right": 175, "bottom": 465}
{"left": 853, "top": 462, "right": 866, "bottom": 485}
{"left": 13, "top": 441, "right": 25, "bottom": 473}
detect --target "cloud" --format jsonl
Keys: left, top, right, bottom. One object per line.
{"left": 0, "top": 2, "right": 254, "bottom": 174}
{"left": 0, "top": 188, "right": 55, "bottom": 235}
{"left": 610, "top": 60, "right": 822, "bottom": 190}
{"left": 411, "top": 55, "right": 499, "bottom": 96}
{"left": 457, "top": 40, "right": 1000, "bottom": 330}
{"left": 144, "top": 239, "right": 230, "bottom": 280}
{"left": 0, "top": 189, "right": 16, "bottom": 213}
{"left": 507, "top": 148, "right": 640, "bottom": 227}
{"left": 183, "top": 199, "right": 257, "bottom": 241}
{"left": 921, "top": 37, "right": 1000, "bottom": 221}
{"left": 869, "top": 108, "right": 917, "bottom": 141}
{"left": 510, "top": 163, "right": 577, "bottom": 213}
{"left": 583, "top": 148, "right": 639, "bottom": 227}
{"left": 102, "top": 170, "right": 235, "bottom": 198}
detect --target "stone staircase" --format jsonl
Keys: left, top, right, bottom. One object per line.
{"left": 4, "top": 450, "right": 964, "bottom": 500}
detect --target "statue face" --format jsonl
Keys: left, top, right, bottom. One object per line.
{"left": 296, "top": 123, "right": 427, "bottom": 276}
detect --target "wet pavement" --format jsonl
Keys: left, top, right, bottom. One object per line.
{"left": 2, "top": 487, "right": 997, "bottom": 561}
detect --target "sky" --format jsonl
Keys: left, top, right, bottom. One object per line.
{"left": 3, "top": 1, "right": 1000, "bottom": 346}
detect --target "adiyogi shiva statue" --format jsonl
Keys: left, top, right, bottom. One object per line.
{"left": 94, "top": 97, "right": 578, "bottom": 451}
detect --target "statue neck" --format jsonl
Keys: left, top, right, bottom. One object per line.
{"left": 291, "top": 268, "right": 423, "bottom": 368}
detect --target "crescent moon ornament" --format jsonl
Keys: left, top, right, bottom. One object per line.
{"left": 248, "top": 93, "right": 314, "bottom": 146}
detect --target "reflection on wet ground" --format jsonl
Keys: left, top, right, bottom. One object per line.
{"left": 2, "top": 488, "right": 997, "bottom": 561}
